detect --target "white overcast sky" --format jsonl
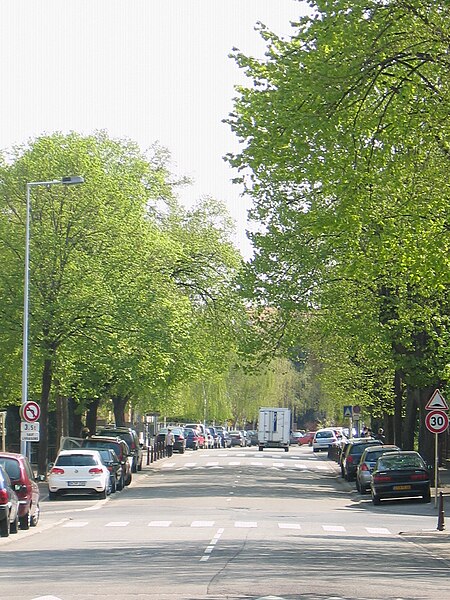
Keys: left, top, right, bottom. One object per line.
{"left": 2, "top": 0, "right": 309, "bottom": 260}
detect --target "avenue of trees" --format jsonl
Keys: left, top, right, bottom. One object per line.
{"left": 226, "top": 0, "right": 450, "bottom": 462}
{"left": 0, "top": 131, "right": 309, "bottom": 473}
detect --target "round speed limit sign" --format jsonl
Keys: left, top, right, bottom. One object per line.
{"left": 425, "top": 410, "right": 449, "bottom": 434}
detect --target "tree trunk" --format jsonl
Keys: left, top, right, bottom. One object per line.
{"left": 38, "top": 357, "right": 53, "bottom": 476}
{"left": 67, "top": 397, "right": 83, "bottom": 437}
{"left": 393, "top": 369, "right": 403, "bottom": 446}
{"left": 403, "top": 386, "right": 419, "bottom": 450}
{"left": 112, "top": 395, "right": 128, "bottom": 427}
{"left": 86, "top": 398, "right": 100, "bottom": 435}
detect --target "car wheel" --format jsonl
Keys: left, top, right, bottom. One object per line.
{"left": 48, "top": 491, "right": 58, "bottom": 501}
{"left": 19, "top": 511, "right": 31, "bottom": 530}
{"left": 180, "top": 448, "right": 185, "bottom": 454}
{"left": 97, "top": 488, "right": 107, "bottom": 500}
{"left": 125, "top": 473, "right": 132, "bottom": 486}
{"left": 422, "top": 490, "right": 431, "bottom": 503}
{"left": 355, "top": 478, "right": 360, "bottom": 492}
{"left": 0, "top": 514, "right": 9, "bottom": 537}
{"left": 137, "top": 459, "right": 143, "bottom": 472}
{"left": 284, "top": 447, "right": 289, "bottom": 452}
{"left": 31, "top": 504, "right": 40, "bottom": 527}
{"left": 313, "top": 448, "right": 318, "bottom": 453}
{"left": 117, "top": 475, "right": 124, "bottom": 491}
{"left": 131, "top": 460, "right": 137, "bottom": 474}
{"left": 10, "top": 513, "right": 19, "bottom": 534}
{"left": 372, "top": 492, "right": 381, "bottom": 505}
{"left": 258, "top": 446, "right": 263, "bottom": 452}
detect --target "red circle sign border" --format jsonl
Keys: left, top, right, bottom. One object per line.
{"left": 21, "top": 401, "right": 41, "bottom": 423}
{"left": 425, "top": 409, "right": 449, "bottom": 434}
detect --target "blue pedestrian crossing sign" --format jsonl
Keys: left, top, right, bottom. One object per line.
{"left": 343, "top": 405, "right": 353, "bottom": 418}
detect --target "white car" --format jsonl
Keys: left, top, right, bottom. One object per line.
{"left": 48, "top": 449, "right": 111, "bottom": 499}
{"left": 313, "top": 428, "right": 343, "bottom": 453}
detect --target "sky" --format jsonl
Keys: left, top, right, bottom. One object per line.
{"left": 2, "top": 0, "right": 310, "bottom": 260}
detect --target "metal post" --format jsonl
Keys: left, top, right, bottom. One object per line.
{"left": 437, "top": 491, "right": 445, "bottom": 531}
{"left": 20, "top": 184, "right": 32, "bottom": 457}
{"left": 434, "top": 432, "right": 439, "bottom": 507}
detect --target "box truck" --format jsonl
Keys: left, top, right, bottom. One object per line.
{"left": 258, "top": 407, "right": 291, "bottom": 452}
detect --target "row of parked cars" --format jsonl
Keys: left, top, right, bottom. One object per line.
{"left": 155, "top": 424, "right": 260, "bottom": 452}
{"left": 312, "top": 427, "right": 432, "bottom": 505}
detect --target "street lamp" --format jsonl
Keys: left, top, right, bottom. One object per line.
{"left": 21, "top": 176, "right": 85, "bottom": 456}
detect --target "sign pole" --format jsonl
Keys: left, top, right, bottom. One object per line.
{"left": 435, "top": 432, "right": 439, "bottom": 508}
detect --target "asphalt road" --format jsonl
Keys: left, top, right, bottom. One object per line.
{"left": 0, "top": 445, "right": 448, "bottom": 600}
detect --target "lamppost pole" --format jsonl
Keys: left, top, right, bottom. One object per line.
{"left": 21, "top": 177, "right": 84, "bottom": 457}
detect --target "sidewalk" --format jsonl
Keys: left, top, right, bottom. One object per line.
{"left": 398, "top": 465, "right": 450, "bottom": 565}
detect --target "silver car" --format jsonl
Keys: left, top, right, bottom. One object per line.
{"left": 356, "top": 445, "right": 400, "bottom": 493}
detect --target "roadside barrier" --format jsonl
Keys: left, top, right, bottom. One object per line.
{"left": 146, "top": 440, "right": 166, "bottom": 465}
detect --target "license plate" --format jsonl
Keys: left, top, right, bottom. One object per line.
{"left": 68, "top": 481, "right": 86, "bottom": 487}
{"left": 393, "top": 484, "right": 411, "bottom": 491}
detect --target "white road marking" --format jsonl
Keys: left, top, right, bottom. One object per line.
{"left": 251, "top": 462, "right": 263, "bottom": 466}
{"left": 366, "top": 527, "right": 392, "bottom": 534}
{"left": 105, "top": 521, "right": 129, "bottom": 527}
{"left": 228, "top": 461, "right": 241, "bottom": 465}
{"left": 235, "top": 521, "right": 257, "bottom": 528}
{"left": 62, "top": 521, "right": 89, "bottom": 528}
{"left": 323, "top": 525, "right": 346, "bottom": 532}
{"left": 161, "top": 462, "right": 176, "bottom": 468}
{"left": 206, "top": 462, "right": 219, "bottom": 466}
{"left": 184, "top": 462, "right": 197, "bottom": 467}
{"left": 278, "top": 523, "right": 301, "bottom": 530}
{"left": 191, "top": 521, "right": 215, "bottom": 527}
{"left": 200, "top": 556, "right": 209, "bottom": 562}
{"left": 148, "top": 520, "right": 172, "bottom": 527}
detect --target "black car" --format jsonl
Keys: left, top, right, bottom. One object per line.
{"left": 96, "top": 427, "right": 143, "bottom": 473}
{"left": 97, "top": 448, "right": 124, "bottom": 492}
{"left": 82, "top": 436, "right": 132, "bottom": 486}
{"left": 0, "top": 465, "right": 19, "bottom": 537}
{"left": 341, "top": 438, "right": 383, "bottom": 481}
{"left": 371, "top": 451, "right": 431, "bottom": 505}
{"left": 184, "top": 428, "right": 200, "bottom": 450}
{"left": 157, "top": 427, "right": 186, "bottom": 453}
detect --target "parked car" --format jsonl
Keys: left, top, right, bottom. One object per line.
{"left": 247, "top": 430, "right": 259, "bottom": 446}
{"left": 184, "top": 427, "right": 200, "bottom": 450}
{"left": 218, "top": 430, "right": 232, "bottom": 448}
{"left": 341, "top": 438, "right": 383, "bottom": 481}
{"left": 0, "top": 452, "right": 40, "bottom": 529}
{"left": 229, "top": 430, "right": 245, "bottom": 447}
{"left": 298, "top": 431, "right": 315, "bottom": 446}
{"left": 96, "top": 448, "right": 124, "bottom": 493}
{"left": 290, "top": 431, "right": 304, "bottom": 445}
{"left": 371, "top": 451, "right": 431, "bottom": 505}
{"left": 81, "top": 436, "right": 132, "bottom": 486}
{"left": 313, "top": 428, "right": 345, "bottom": 453}
{"left": 0, "top": 465, "right": 19, "bottom": 537}
{"left": 356, "top": 445, "right": 400, "bottom": 493}
{"left": 205, "top": 428, "right": 216, "bottom": 449}
{"left": 157, "top": 427, "right": 186, "bottom": 453}
{"left": 240, "top": 431, "right": 252, "bottom": 447}
{"left": 96, "top": 426, "right": 143, "bottom": 473}
{"left": 48, "top": 449, "right": 111, "bottom": 499}
{"left": 184, "top": 424, "right": 206, "bottom": 448}
{"left": 207, "top": 427, "right": 222, "bottom": 448}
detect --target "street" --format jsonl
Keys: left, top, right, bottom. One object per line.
{"left": 0, "top": 445, "right": 447, "bottom": 600}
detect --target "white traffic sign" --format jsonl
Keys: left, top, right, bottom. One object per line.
{"left": 425, "top": 410, "right": 449, "bottom": 434}
{"left": 425, "top": 389, "right": 449, "bottom": 411}
{"left": 21, "top": 401, "right": 41, "bottom": 423}
{"left": 20, "top": 422, "right": 40, "bottom": 442}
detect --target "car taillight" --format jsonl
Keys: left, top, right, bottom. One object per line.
{"left": 50, "top": 467, "right": 65, "bottom": 475}
{"left": 0, "top": 489, "right": 8, "bottom": 503}
{"left": 411, "top": 473, "right": 428, "bottom": 480}
{"left": 360, "top": 463, "right": 369, "bottom": 471}
{"left": 374, "top": 474, "right": 392, "bottom": 483}
{"left": 347, "top": 456, "right": 353, "bottom": 464}
{"left": 89, "top": 467, "right": 103, "bottom": 474}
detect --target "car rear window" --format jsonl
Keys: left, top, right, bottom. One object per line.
{"left": 316, "top": 431, "right": 333, "bottom": 439}
{"left": 56, "top": 454, "right": 97, "bottom": 467}
{"left": 0, "top": 458, "right": 21, "bottom": 480}
{"left": 83, "top": 440, "right": 122, "bottom": 458}
{"left": 378, "top": 454, "right": 425, "bottom": 470}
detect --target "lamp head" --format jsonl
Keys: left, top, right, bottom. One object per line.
{"left": 61, "top": 176, "right": 84, "bottom": 185}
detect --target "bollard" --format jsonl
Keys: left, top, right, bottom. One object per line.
{"left": 437, "top": 491, "right": 445, "bottom": 531}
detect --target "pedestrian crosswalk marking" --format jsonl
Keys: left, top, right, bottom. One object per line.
{"left": 63, "top": 521, "right": 89, "bottom": 528}
{"left": 105, "top": 521, "right": 129, "bottom": 527}
{"left": 235, "top": 521, "right": 257, "bottom": 528}
{"left": 148, "top": 520, "right": 172, "bottom": 527}
{"left": 323, "top": 525, "right": 346, "bottom": 532}
{"left": 278, "top": 523, "right": 301, "bottom": 530}
{"left": 191, "top": 521, "right": 215, "bottom": 527}
{"left": 366, "top": 527, "right": 392, "bottom": 534}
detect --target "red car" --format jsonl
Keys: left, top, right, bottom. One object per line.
{"left": 298, "top": 431, "right": 315, "bottom": 446}
{"left": 0, "top": 452, "right": 40, "bottom": 530}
